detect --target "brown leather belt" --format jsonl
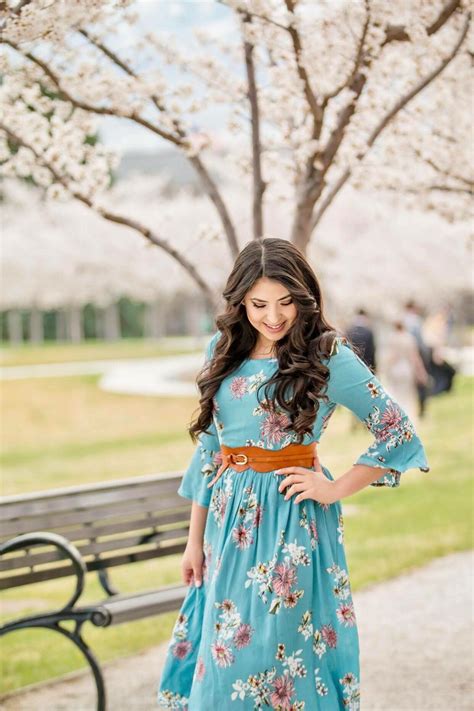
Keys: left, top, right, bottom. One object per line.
{"left": 220, "top": 441, "right": 317, "bottom": 472}
{"left": 205, "top": 442, "right": 318, "bottom": 490}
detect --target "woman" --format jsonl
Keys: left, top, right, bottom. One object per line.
{"left": 383, "top": 320, "right": 430, "bottom": 426}
{"left": 157, "top": 238, "right": 430, "bottom": 710}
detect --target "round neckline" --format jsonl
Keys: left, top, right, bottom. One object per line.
{"left": 246, "top": 355, "right": 278, "bottom": 361}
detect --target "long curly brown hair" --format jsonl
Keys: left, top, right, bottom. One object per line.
{"left": 189, "top": 238, "right": 348, "bottom": 444}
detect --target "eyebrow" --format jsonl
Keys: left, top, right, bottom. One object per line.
{"left": 250, "top": 294, "right": 292, "bottom": 303}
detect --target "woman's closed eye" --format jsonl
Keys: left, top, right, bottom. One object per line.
{"left": 254, "top": 301, "right": 292, "bottom": 309}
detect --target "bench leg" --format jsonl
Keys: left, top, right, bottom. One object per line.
{"left": 1, "top": 620, "right": 106, "bottom": 711}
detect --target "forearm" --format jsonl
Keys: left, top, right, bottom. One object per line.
{"left": 334, "top": 464, "right": 393, "bottom": 499}
{"left": 188, "top": 501, "right": 208, "bottom": 544}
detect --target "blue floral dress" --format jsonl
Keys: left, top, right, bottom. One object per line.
{"left": 157, "top": 332, "right": 429, "bottom": 710}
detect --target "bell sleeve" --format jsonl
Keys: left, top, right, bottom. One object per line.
{"left": 324, "top": 336, "right": 430, "bottom": 487}
{"left": 177, "top": 332, "right": 222, "bottom": 507}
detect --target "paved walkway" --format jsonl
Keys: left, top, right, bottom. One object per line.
{"left": 1, "top": 346, "right": 471, "bottom": 397}
{"left": 2, "top": 550, "right": 472, "bottom": 710}
{"left": 0, "top": 353, "right": 205, "bottom": 396}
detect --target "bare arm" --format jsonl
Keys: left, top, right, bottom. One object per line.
{"left": 188, "top": 501, "right": 208, "bottom": 544}
{"left": 334, "top": 464, "right": 393, "bottom": 499}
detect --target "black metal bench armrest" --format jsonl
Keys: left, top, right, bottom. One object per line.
{"left": 0, "top": 531, "right": 109, "bottom": 710}
{"left": 0, "top": 531, "right": 87, "bottom": 612}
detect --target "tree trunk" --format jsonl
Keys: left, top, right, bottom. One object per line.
{"left": 68, "top": 305, "right": 83, "bottom": 342}
{"left": 144, "top": 300, "right": 166, "bottom": 338}
{"left": 30, "top": 308, "right": 44, "bottom": 343}
{"left": 183, "top": 297, "right": 204, "bottom": 338}
{"left": 103, "top": 302, "right": 121, "bottom": 341}
{"left": 291, "top": 198, "right": 318, "bottom": 254}
{"left": 6, "top": 310, "right": 22, "bottom": 344}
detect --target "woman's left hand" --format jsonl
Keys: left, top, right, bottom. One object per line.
{"left": 275, "top": 452, "right": 340, "bottom": 505}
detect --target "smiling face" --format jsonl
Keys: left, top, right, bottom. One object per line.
{"left": 241, "top": 277, "right": 298, "bottom": 353}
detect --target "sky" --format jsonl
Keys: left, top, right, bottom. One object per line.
{"left": 99, "top": 0, "right": 235, "bottom": 152}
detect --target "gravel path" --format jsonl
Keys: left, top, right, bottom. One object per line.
{"left": 2, "top": 550, "right": 472, "bottom": 710}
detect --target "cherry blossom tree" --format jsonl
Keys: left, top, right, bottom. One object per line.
{"left": 1, "top": 0, "right": 471, "bottom": 311}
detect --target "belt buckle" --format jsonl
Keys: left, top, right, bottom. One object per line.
{"left": 233, "top": 453, "right": 248, "bottom": 465}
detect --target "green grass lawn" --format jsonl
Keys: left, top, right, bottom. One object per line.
{"left": 0, "top": 336, "right": 205, "bottom": 367}
{"left": 0, "top": 370, "right": 472, "bottom": 694}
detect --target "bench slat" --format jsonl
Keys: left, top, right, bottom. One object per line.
{"left": 0, "top": 524, "right": 190, "bottom": 572}
{"left": 97, "top": 584, "right": 190, "bottom": 625}
{"left": 0, "top": 542, "right": 186, "bottom": 590}
{"left": 0, "top": 478, "right": 181, "bottom": 519}
{"left": 62, "top": 508, "right": 187, "bottom": 541}
{"left": 0, "top": 491, "right": 190, "bottom": 538}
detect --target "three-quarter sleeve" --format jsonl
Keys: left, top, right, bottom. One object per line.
{"left": 177, "top": 332, "right": 222, "bottom": 507}
{"left": 324, "top": 337, "right": 430, "bottom": 487}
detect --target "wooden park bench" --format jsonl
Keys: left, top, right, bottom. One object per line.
{"left": 0, "top": 472, "right": 193, "bottom": 710}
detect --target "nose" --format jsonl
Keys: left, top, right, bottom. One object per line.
{"left": 266, "top": 308, "right": 283, "bottom": 324}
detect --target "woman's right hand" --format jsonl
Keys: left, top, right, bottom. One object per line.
{"left": 182, "top": 540, "right": 205, "bottom": 588}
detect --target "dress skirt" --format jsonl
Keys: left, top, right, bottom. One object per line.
{"left": 157, "top": 464, "right": 361, "bottom": 710}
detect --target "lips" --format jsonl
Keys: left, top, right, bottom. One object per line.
{"left": 264, "top": 322, "right": 285, "bottom": 332}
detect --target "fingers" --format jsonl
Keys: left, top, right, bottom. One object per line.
{"left": 183, "top": 566, "right": 203, "bottom": 587}
{"left": 193, "top": 566, "right": 202, "bottom": 587}
{"left": 277, "top": 473, "right": 303, "bottom": 492}
{"left": 283, "top": 482, "right": 306, "bottom": 500}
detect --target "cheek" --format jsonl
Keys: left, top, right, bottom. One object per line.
{"left": 287, "top": 306, "right": 298, "bottom": 324}
{"left": 249, "top": 309, "right": 265, "bottom": 323}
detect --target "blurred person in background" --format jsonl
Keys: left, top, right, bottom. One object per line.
{"left": 345, "top": 309, "right": 377, "bottom": 432}
{"left": 403, "top": 300, "right": 432, "bottom": 419}
{"left": 346, "top": 308, "right": 377, "bottom": 373}
{"left": 384, "top": 320, "right": 430, "bottom": 425}
{"left": 423, "top": 305, "right": 458, "bottom": 397}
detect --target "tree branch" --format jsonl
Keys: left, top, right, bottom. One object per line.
{"left": 3, "top": 39, "right": 181, "bottom": 143}
{"left": 284, "top": 0, "right": 323, "bottom": 137}
{"left": 383, "top": 0, "right": 461, "bottom": 44}
{"left": 242, "top": 13, "right": 265, "bottom": 239}
{"left": 77, "top": 30, "right": 240, "bottom": 257}
{"left": 413, "top": 148, "right": 473, "bottom": 189}
{"left": 0, "top": 122, "right": 218, "bottom": 310}
{"left": 310, "top": 168, "right": 350, "bottom": 232}
{"left": 381, "top": 184, "right": 472, "bottom": 195}
{"left": 306, "top": 0, "right": 463, "bottom": 190}
{"left": 4, "top": 37, "right": 240, "bottom": 258}
{"left": 322, "top": 0, "right": 371, "bottom": 105}
{"left": 365, "top": 12, "right": 470, "bottom": 149}
{"left": 217, "top": 0, "right": 288, "bottom": 31}
{"left": 310, "top": 10, "right": 471, "bottom": 233}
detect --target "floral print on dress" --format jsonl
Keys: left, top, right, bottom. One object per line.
{"left": 211, "top": 598, "right": 253, "bottom": 668}
{"left": 157, "top": 688, "right": 188, "bottom": 710}
{"left": 299, "top": 504, "right": 319, "bottom": 550}
{"left": 208, "top": 468, "right": 233, "bottom": 528}
{"left": 326, "top": 563, "right": 351, "bottom": 601}
{"left": 297, "top": 609, "right": 338, "bottom": 659}
{"left": 314, "top": 668, "right": 329, "bottom": 697}
{"left": 250, "top": 398, "right": 301, "bottom": 449}
{"left": 231, "top": 485, "right": 264, "bottom": 549}
{"left": 168, "top": 612, "right": 193, "bottom": 661}
{"left": 326, "top": 563, "right": 357, "bottom": 628}
{"left": 340, "top": 672, "right": 361, "bottom": 710}
{"left": 194, "top": 656, "right": 206, "bottom": 683}
{"left": 337, "top": 513, "right": 345, "bottom": 544}
{"left": 229, "top": 376, "right": 248, "bottom": 399}
{"left": 202, "top": 539, "right": 212, "bottom": 584}
{"left": 245, "top": 531, "right": 308, "bottom": 615}
{"left": 230, "top": 642, "right": 307, "bottom": 710}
